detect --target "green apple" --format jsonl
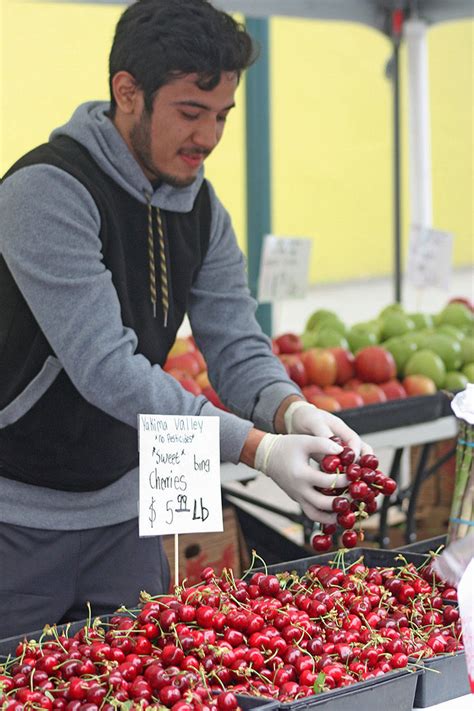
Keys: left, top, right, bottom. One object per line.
{"left": 378, "top": 303, "right": 405, "bottom": 319}
{"left": 314, "top": 327, "right": 349, "bottom": 349}
{"left": 380, "top": 312, "right": 416, "bottom": 340}
{"left": 443, "top": 371, "right": 468, "bottom": 391}
{"left": 409, "top": 312, "right": 434, "bottom": 330}
{"left": 436, "top": 324, "right": 465, "bottom": 341}
{"left": 423, "top": 333, "right": 462, "bottom": 372}
{"left": 404, "top": 349, "right": 446, "bottom": 388}
{"left": 403, "top": 330, "right": 432, "bottom": 349}
{"left": 460, "top": 336, "right": 474, "bottom": 365}
{"left": 305, "top": 309, "right": 340, "bottom": 332}
{"left": 313, "top": 315, "right": 347, "bottom": 336}
{"left": 301, "top": 330, "right": 319, "bottom": 350}
{"left": 436, "top": 302, "right": 474, "bottom": 329}
{"left": 462, "top": 362, "right": 474, "bottom": 383}
{"left": 347, "top": 326, "right": 378, "bottom": 354}
{"left": 383, "top": 337, "right": 417, "bottom": 375}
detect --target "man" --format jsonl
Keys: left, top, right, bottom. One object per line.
{"left": 0, "top": 0, "right": 369, "bottom": 637}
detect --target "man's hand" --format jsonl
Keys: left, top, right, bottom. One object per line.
{"left": 284, "top": 400, "right": 372, "bottom": 461}
{"left": 254, "top": 433, "right": 349, "bottom": 523}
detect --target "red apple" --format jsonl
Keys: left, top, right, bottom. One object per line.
{"left": 166, "top": 368, "right": 202, "bottom": 396}
{"left": 449, "top": 296, "right": 474, "bottom": 312}
{"left": 302, "top": 384, "right": 324, "bottom": 400}
{"left": 333, "top": 390, "right": 364, "bottom": 409}
{"left": 195, "top": 370, "right": 210, "bottom": 389}
{"left": 279, "top": 354, "right": 308, "bottom": 388}
{"left": 323, "top": 385, "right": 343, "bottom": 396}
{"left": 180, "top": 377, "right": 202, "bottom": 396}
{"left": 305, "top": 393, "right": 341, "bottom": 412}
{"left": 271, "top": 340, "right": 280, "bottom": 355}
{"left": 201, "top": 385, "right": 230, "bottom": 411}
{"left": 354, "top": 346, "right": 397, "bottom": 383}
{"left": 380, "top": 379, "right": 407, "bottom": 400}
{"left": 168, "top": 336, "right": 195, "bottom": 358}
{"left": 301, "top": 348, "right": 337, "bottom": 387}
{"left": 164, "top": 352, "right": 201, "bottom": 377}
{"left": 328, "top": 347, "right": 355, "bottom": 385}
{"left": 402, "top": 374, "right": 437, "bottom": 396}
{"left": 192, "top": 349, "right": 207, "bottom": 374}
{"left": 355, "top": 383, "right": 387, "bottom": 405}
{"left": 273, "top": 332, "right": 303, "bottom": 354}
{"left": 343, "top": 377, "right": 363, "bottom": 390}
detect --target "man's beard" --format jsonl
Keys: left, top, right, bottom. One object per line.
{"left": 129, "top": 110, "right": 197, "bottom": 188}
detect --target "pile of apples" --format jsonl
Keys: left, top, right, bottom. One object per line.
{"left": 161, "top": 337, "right": 229, "bottom": 411}
{"left": 273, "top": 297, "right": 474, "bottom": 412}
{"left": 162, "top": 298, "right": 473, "bottom": 414}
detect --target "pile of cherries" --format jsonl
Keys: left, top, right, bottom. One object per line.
{"left": 311, "top": 438, "right": 397, "bottom": 552}
{"left": 0, "top": 556, "right": 463, "bottom": 709}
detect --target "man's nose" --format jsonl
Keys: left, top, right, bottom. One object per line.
{"left": 192, "top": 119, "right": 220, "bottom": 151}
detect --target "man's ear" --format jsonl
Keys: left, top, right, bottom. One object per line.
{"left": 111, "top": 71, "right": 141, "bottom": 114}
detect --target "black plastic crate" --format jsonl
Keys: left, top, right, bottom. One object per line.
{"left": 257, "top": 547, "right": 428, "bottom": 577}
{"left": 273, "top": 669, "right": 420, "bottom": 711}
{"left": 338, "top": 392, "right": 450, "bottom": 435}
{"left": 398, "top": 535, "right": 447, "bottom": 555}
{"left": 236, "top": 697, "right": 279, "bottom": 710}
{"left": 412, "top": 650, "right": 469, "bottom": 707}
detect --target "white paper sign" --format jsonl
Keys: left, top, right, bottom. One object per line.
{"left": 406, "top": 226, "right": 453, "bottom": 290}
{"left": 258, "top": 235, "right": 312, "bottom": 303}
{"left": 138, "top": 414, "right": 221, "bottom": 537}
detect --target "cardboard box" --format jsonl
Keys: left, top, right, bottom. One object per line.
{"left": 162, "top": 505, "right": 249, "bottom": 588}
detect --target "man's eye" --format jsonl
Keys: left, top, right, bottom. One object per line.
{"left": 181, "top": 111, "right": 200, "bottom": 120}
{"left": 217, "top": 114, "right": 228, "bottom": 123}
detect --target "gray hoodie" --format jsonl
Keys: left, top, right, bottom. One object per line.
{"left": 0, "top": 102, "right": 300, "bottom": 530}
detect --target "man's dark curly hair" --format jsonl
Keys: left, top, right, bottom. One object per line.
{"left": 109, "top": 0, "right": 258, "bottom": 116}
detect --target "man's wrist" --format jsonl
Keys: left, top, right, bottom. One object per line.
{"left": 274, "top": 395, "right": 305, "bottom": 434}
{"left": 239, "top": 428, "right": 267, "bottom": 468}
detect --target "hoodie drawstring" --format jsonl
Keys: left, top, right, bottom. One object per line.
{"left": 145, "top": 194, "right": 169, "bottom": 327}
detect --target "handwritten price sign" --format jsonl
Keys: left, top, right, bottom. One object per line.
{"left": 138, "top": 415, "right": 221, "bottom": 537}
{"left": 406, "top": 226, "right": 453, "bottom": 290}
{"left": 257, "top": 235, "right": 312, "bottom": 303}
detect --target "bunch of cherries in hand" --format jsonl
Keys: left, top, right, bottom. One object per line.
{"left": 311, "top": 437, "right": 397, "bottom": 552}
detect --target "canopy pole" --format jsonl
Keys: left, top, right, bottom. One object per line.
{"left": 245, "top": 17, "right": 272, "bottom": 336}
{"left": 393, "top": 37, "right": 402, "bottom": 304}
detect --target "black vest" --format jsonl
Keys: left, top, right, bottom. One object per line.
{"left": 0, "top": 136, "right": 211, "bottom": 491}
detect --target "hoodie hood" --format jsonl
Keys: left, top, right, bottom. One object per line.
{"left": 50, "top": 101, "right": 204, "bottom": 213}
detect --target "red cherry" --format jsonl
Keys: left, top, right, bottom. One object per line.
{"left": 321, "top": 455, "right": 342, "bottom": 473}
{"left": 332, "top": 496, "right": 350, "bottom": 514}
{"left": 348, "top": 480, "right": 371, "bottom": 500}
{"left": 337, "top": 511, "right": 356, "bottom": 529}
{"left": 381, "top": 478, "right": 397, "bottom": 496}
{"left": 339, "top": 447, "right": 355, "bottom": 466}
{"left": 358, "top": 453, "right": 379, "bottom": 469}
{"left": 342, "top": 530, "right": 358, "bottom": 548}
{"left": 346, "top": 463, "right": 362, "bottom": 481}
{"left": 311, "top": 533, "right": 333, "bottom": 552}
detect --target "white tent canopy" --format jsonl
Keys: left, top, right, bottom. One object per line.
{"left": 218, "top": 0, "right": 473, "bottom": 30}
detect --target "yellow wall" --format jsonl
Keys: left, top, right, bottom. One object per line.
{"left": 1, "top": 1, "right": 472, "bottom": 283}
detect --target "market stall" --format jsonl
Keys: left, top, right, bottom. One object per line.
{"left": 1, "top": 3, "right": 472, "bottom": 709}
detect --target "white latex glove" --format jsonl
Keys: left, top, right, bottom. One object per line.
{"left": 284, "top": 401, "right": 372, "bottom": 461}
{"left": 255, "top": 433, "right": 348, "bottom": 523}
